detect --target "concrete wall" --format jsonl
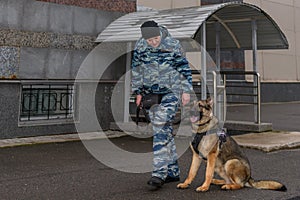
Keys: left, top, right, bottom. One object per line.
{"left": 0, "top": 82, "right": 124, "bottom": 138}
{"left": 0, "top": 0, "right": 125, "bottom": 80}
{"left": 244, "top": 0, "right": 300, "bottom": 82}
{"left": 0, "top": 82, "right": 77, "bottom": 138}
{"left": 0, "top": 0, "right": 132, "bottom": 138}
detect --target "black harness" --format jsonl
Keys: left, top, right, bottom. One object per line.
{"left": 191, "top": 128, "right": 227, "bottom": 161}
{"left": 191, "top": 132, "right": 207, "bottom": 161}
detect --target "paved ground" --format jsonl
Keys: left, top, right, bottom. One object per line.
{"left": 0, "top": 102, "right": 300, "bottom": 199}
{"left": 0, "top": 138, "right": 299, "bottom": 200}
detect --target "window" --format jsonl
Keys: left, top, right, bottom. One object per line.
{"left": 20, "top": 84, "right": 75, "bottom": 123}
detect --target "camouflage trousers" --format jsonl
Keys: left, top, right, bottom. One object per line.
{"left": 148, "top": 93, "right": 180, "bottom": 180}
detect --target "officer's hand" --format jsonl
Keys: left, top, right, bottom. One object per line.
{"left": 182, "top": 93, "right": 190, "bottom": 106}
{"left": 136, "top": 95, "right": 142, "bottom": 106}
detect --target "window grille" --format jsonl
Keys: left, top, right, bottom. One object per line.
{"left": 20, "top": 84, "right": 75, "bottom": 122}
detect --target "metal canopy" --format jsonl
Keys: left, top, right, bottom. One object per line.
{"left": 96, "top": 2, "right": 288, "bottom": 50}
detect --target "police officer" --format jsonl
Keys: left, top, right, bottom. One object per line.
{"left": 131, "top": 20, "right": 193, "bottom": 188}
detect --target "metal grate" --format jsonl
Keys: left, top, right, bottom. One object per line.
{"left": 20, "top": 84, "right": 74, "bottom": 121}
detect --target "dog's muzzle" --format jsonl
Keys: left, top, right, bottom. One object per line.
{"left": 189, "top": 109, "right": 203, "bottom": 123}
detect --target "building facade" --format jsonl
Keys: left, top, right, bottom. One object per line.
{"left": 0, "top": 0, "right": 135, "bottom": 139}
{"left": 1, "top": 0, "right": 298, "bottom": 139}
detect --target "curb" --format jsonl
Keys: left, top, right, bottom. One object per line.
{"left": 0, "top": 131, "right": 127, "bottom": 148}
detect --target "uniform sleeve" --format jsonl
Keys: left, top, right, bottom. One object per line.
{"left": 131, "top": 49, "right": 143, "bottom": 95}
{"left": 174, "top": 45, "right": 193, "bottom": 93}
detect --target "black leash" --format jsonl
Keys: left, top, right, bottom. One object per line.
{"left": 136, "top": 106, "right": 140, "bottom": 125}
{"left": 135, "top": 105, "right": 151, "bottom": 125}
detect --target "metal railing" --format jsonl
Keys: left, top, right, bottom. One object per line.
{"left": 20, "top": 84, "right": 75, "bottom": 122}
{"left": 192, "top": 70, "right": 226, "bottom": 124}
{"left": 221, "top": 71, "right": 261, "bottom": 124}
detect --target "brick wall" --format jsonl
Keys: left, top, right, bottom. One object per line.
{"left": 37, "top": 0, "right": 136, "bottom": 13}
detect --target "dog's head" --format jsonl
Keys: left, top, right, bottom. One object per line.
{"left": 189, "top": 97, "right": 214, "bottom": 132}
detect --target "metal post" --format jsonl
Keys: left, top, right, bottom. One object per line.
{"left": 223, "top": 75, "right": 227, "bottom": 122}
{"left": 201, "top": 22, "right": 207, "bottom": 100}
{"left": 257, "top": 73, "right": 261, "bottom": 124}
{"left": 212, "top": 71, "right": 217, "bottom": 116}
{"left": 215, "top": 23, "right": 221, "bottom": 72}
{"left": 252, "top": 19, "right": 258, "bottom": 72}
{"left": 252, "top": 19, "right": 259, "bottom": 124}
{"left": 124, "top": 42, "right": 132, "bottom": 122}
{"left": 215, "top": 22, "right": 223, "bottom": 122}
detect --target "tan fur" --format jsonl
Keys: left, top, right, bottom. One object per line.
{"left": 177, "top": 98, "right": 287, "bottom": 192}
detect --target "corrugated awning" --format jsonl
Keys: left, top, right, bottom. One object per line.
{"left": 96, "top": 2, "right": 288, "bottom": 50}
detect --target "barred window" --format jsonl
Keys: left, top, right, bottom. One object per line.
{"left": 20, "top": 84, "right": 75, "bottom": 122}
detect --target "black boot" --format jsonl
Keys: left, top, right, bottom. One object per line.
{"left": 147, "top": 176, "right": 164, "bottom": 188}
{"left": 165, "top": 176, "right": 180, "bottom": 183}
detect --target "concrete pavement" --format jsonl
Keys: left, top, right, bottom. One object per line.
{"left": 1, "top": 139, "right": 299, "bottom": 200}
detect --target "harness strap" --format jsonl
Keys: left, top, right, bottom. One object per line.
{"left": 191, "top": 133, "right": 207, "bottom": 161}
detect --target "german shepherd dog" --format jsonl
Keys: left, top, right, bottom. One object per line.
{"left": 177, "top": 98, "right": 287, "bottom": 192}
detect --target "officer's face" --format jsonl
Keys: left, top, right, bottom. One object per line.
{"left": 146, "top": 36, "right": 161, "bottom": 48}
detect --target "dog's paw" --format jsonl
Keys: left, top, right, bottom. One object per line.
{"left": 196, "top": 185, "right": 209, "bottom": 192}
{"left": 177, "top": 183, "right": 190, "bottom": 189}
{"left": 221, "top": 185, "right": 230, "bottom": 190}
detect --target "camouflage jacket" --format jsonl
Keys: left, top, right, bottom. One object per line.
{"left": 131, "top": 26, "right": 193, "bottom": 96}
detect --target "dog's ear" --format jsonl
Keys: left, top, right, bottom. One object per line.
{"left": 206, "top": 97, "right": 213, "bottom": 106}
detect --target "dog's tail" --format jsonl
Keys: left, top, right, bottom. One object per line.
{"left": 246, "top": 177, "right": 287, "bottom": 192}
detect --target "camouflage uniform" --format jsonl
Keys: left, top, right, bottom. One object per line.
{"left": 131, "top": 26, "right": 193, "bottom": 180}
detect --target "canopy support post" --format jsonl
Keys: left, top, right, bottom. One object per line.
{"left": 201, "top": 22, "right": 207, "bottom": 100}
{"left": 252, "top": 19, "right": 260, "bottom": 124}
{"left": 215, "top": 22, "right": 224, "bottom": 123}
{"left": 124, "top": 42, "right": 132, "bottom": 122}
{"left": 252, "top": 19, "right": 258, "bottom": 72}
